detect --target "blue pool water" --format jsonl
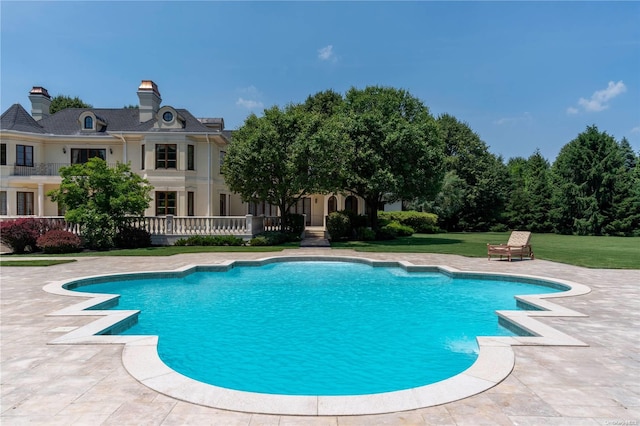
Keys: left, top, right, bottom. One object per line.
{"left": 73, "top": 261, "right": 561, "bottom": 396}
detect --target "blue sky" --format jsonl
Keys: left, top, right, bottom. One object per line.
{"left": 2, "top": 1, "right": 639, "bottom": 162}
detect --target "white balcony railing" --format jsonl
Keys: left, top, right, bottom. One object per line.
{"left": 9, "top": 163, "right": 118, "bottom": 176}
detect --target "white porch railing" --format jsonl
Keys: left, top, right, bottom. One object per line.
{"left": 0, "top": 215, "right": 284, "bottom": 239}
{"left": 145, "top": 215, "right": 264, "bottom": 236}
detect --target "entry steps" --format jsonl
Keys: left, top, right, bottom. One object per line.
{"left": 300, "top": 228, "right": 331, "bottom": 248}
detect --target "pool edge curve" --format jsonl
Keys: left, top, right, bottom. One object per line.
{"left": 43, "top": 255, "right": 591, "bottom": 416}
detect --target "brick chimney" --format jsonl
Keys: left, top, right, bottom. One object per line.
{"left": 137, "top": 80, "right": 161, "bottom": 123}
{"left": 28, "top": 86, "right": 52, "bottom": 121}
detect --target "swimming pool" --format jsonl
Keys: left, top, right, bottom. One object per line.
{"left": 47, "top": 255, "right": 592, "bottom": 414}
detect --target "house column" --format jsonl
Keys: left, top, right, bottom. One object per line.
{"left": 206, "top": 134, "right": 211, "bottom": 216}
{"left": 37, "top": 183, "right": 44, "bottom": 216}
{"left": 6, "top": 189, "right": 16, "bottom": 216}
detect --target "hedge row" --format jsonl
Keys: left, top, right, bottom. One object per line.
{"left": 378, "top": 211, "right": 439, "bottom": 234}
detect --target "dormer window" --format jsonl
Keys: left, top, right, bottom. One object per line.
{"left": 156, "top": 106, "right": 185, "bottom": 129}
{"left": 79, "top": 111, "right": 107, "bottom": 132}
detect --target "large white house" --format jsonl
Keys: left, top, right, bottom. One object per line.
{"left": 0, "top": 81, "right": 372, "bottom": 228}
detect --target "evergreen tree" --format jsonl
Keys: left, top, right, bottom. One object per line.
{"left": 605, "top": 139, "right": 640, "bottom": 235}
{"left": 505, "top": 157, "right": 529, "bottom": 230}
{"left": 523, "top": 150, "right": 553, "bottom": 232}
{"left": 551, "top": 125, "right": 625, "bottom": 235}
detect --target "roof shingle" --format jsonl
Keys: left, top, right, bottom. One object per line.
{"left": 0, "top": 104, "right": 47, "bottom": 134}
{"left": 2, "top": 104, "right": 221, "bottom": 136}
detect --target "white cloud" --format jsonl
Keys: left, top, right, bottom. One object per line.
{"left": 631, "top": 126, "right": 640, "bottom": 134}
{"left": 568, "top": 80, "right": 627, "bottom": 114}
{"left": 577, "top": 97, "right": 608, "bottom": 112}
{"left": 318, "top": 45, "right": 336, "bottom": 62}
{"left": 235, "top": 86, "right": 264, "bottom": 110}
{"left": 239, "top": 85, "right": 260, "bottom": 96}
{"left": 494, "top": 112, "right": 533, "bottom": 126}
{"left": 236, "top": 98, "right": 264, "bottom": 110}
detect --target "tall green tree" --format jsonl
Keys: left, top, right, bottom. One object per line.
{"left": 605, "top": 138, "right": 640, "bottom": 235}
{"left": 551, "top": 125, "right": 627, "bottom": 235}
{"left": 337, "top": 86, "right": 445, "bottom": 229}
{"left": 505, "top": 156, "right": 529, "bottom": 230}
{"left": 49, "top": 95, "right": 92, "bottom": 114}
{"left": 505, "top": 150, "right": 553, "bottom": 232}
{"left": 48, "top": 158, "right": 152, "bottom": 249}
{"left": 523, "top": 150, "right": 554, "bottom": 232}
{"left": 222, "top": 103, "right": 344, "bottom": 231}
{"left": 433, "top": 114, "right": 507, "bottom": 231}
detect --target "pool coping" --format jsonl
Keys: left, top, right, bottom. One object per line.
{"left": 42, "top": 255, "right": 591, "bottom": 416}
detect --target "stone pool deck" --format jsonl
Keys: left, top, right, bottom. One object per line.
{"left": 1, "top": 249, "right": 639, "bottom": 425}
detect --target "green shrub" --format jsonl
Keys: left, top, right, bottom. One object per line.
{"left": 78, "top": 214, "right": 115, "bottom": 250}
{"left": 36, "top": 230, "right": 82, "bottom": 254}
{"left": 249, "top": 231, "right": 289, "bottom": 246}
{"left": 284, "top": 213, "right": 305, "bottom": 235}
{"left": 173, "top": 235, "right": 243, "bottom": 246}
{"left": 378, "top": 211, "right": 439, "bottom": 233}
{"left": 375, "top": 227, "right": 397, "bottom": 240}
{"left": 114, "top": 226, "right": 151, "bottom": 249}
{"left": 355, "top": 227, "right": 376, "bottom": 241}
{"left": 377, "top": 221, "right": 414, "bottom": 239}
{"left": 383, "top": 221, "right": 415, "bottom": 237}
{"left": 327, "top": 212, "right": 351, "bottom": 241}
{"left": 248, "top": 236, "right": 269, "bottom": 246}
{"left": 341, "top": 210, "right": 368, "bottom": 229}
{"left": 489, "top": 223, "right": 509, "bottom": 232}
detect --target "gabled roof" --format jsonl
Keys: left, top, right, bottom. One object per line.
{"left": 1, "top": 104, "right": 222, "bottom": 136}
{"left": 37, "top": 107, "right": 216, "bottom": 135}
{"left": 0, "top": 104, "right": 47, "bottom": 134}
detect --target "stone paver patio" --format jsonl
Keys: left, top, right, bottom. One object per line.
{"left": 1, "top": 249, "right": 639, "bottom": 425}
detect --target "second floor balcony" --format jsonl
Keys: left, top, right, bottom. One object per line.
{"left": 5, "top": 163, "right": 118, "bottom": 177}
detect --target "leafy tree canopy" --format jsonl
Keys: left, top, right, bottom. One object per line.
{"left": 222, "top": 102, "right": 344, "bottom": 231}
{"left": 432, "top": 114, "right": 507, "bottom": 231}
{"left": 47, "top": 158, "right": 152, "bottom": 249}
{"left": 336, "top": 86, "right": 445, "bottom": 228}
{"left": 49, "top": 95, "right": 92, "bottom": 114}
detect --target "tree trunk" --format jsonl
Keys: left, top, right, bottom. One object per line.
{"left": 279, "top": 201, "right": 288, "bottom": 233}
{"left": 367, "top": 197, "right": 380, "bottom": 231}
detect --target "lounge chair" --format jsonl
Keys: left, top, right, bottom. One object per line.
{"left": 487, "top": 231, "right": 534, "bottom": 261}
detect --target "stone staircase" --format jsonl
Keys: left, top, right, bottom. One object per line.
{"left": 300, "top": 227, "right": 331, "bottom": 248}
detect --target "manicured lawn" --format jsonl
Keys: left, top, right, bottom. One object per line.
{"left": 1, "top": 243, "right": 297, "bottom": 258}
{"left": 2, "top": 234, "right": 637, "bottom": 269}
{"left": 331, "top": 232, "right": 640, "bottom": 269}
{"left": 0, "top": 259, "right": 77, "bottom": 267}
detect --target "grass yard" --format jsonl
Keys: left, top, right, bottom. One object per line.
{"left": 1, "top": 233, "right": 637, "bottom": 269}
{"left": 1, "top": 243, "right": 298, "bottom": 258}
{"left": 0, "top": 259, "right": 77, "bottom": 267}
{"left": 331, "top": 232, "right": 640, "bottom": 269}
